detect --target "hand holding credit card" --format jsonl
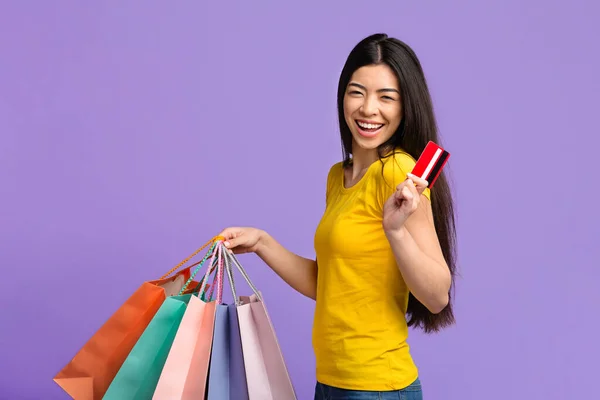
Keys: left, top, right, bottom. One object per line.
{"left": 411, "top": 141, "right": 450, "bottom": 188}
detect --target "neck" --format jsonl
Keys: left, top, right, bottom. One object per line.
{"left": 348, "top": 145, "right": 379, "bottom": 178}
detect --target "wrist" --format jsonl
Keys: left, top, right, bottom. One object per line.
{"left": 384, "top": 225, "right": 409, "bottom": 241}
{"left": 256, "top": 229, "right": 270, "bottom": 256}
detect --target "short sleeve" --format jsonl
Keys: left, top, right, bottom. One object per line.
{"left": 325, "top": 162, "right": 342, "bottom": 205}
{"left": 378, "top": 151, "right": 431, "bottom": 207}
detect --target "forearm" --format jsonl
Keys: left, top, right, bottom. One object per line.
{"left": 255, "top": 231, "right": 318, "bottom": 300}
{"left": 385, "top": 226, "right": 450, "bottom": 313}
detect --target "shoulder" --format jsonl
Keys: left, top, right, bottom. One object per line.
{"left": 326, "top": 161, "right": 344, "bottom": 187}
{"left": 327, "top": 161, "right": 344, "bottom": 180}
{"left": 324, "top": 161, "right": 343, "bottom": 200}
{"left": 381, "top": 150, "right": 418, "bottom": 177}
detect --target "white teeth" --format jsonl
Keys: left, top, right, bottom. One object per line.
{"left": 357, "top": 121, "right": 383, "bottom": 130}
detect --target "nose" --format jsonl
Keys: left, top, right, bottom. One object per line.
{"left": 360, "top": 94, "right": 378, "bottom": 116}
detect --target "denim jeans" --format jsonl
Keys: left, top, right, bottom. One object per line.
{"left": 314, "top": 378, "right": 422, "bottom": 400}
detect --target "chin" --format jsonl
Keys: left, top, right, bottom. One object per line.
{"left": 351, "top": 131, "right": 390, "bottom": 151}
{"left": 353, "top": 139, "right": 381, "bottom": 151}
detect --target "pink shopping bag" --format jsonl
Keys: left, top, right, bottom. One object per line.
{"left": 225, "top": 249, "right": 297, "bottom": 400}
{"left": 152, "top": 243, "right": 225, "bottom": 400}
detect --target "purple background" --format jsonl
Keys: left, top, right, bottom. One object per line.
{"left": 1, "top": 1, "right": 598, "bottom": 399}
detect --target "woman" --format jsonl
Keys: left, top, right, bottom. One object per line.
{"left": 220, "top": 33, "right": 457, "bottom": 400}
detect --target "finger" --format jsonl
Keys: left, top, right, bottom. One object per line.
{"left": 405, "top": 178, "right": 420, "bottom": 198}
{"left": 396, "top": 180, "right": 409, "bottom": 192}
{"left": 406, "top": 173, "right": 429, "bottom": 195}
{"left": 394, "top": 186, "right": 412, "bottom": 207}
{"left": 399, "top": 186, "right": 419, "bottom": 212}
{"left": 406, "top": 172, "right": 428, "bottom": 189}
{"left": 218, "top": 229, "right": 244, "bottom": 249}
{"left": 218, "top": 227, "right": 242, "bottom": 241}
{"left": 394, "top": 181, "right": 420, "bottom": 212}
{"left": 401, "top": 186, "right": 414, "bottom": 202}
{"left": 393, "top": 184, "right": 412, "bottom": 201}
{"left": 223, "top": 235, "right": 241, "bottom": 249}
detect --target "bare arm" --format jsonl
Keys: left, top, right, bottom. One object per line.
{"left": 385, "top": 195, "right": 451, "bottom": 313}
{"left": 255, "top": 231, "right": 318, "bottom": 300}
{"left": 220, "top": 227, "right": 318, "bottom": 300}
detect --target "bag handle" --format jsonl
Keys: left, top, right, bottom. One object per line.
{"left": 215, "top": 244, "right": 225, "bottom": 303}
{"left": 160, "top": 235, "right": 225, "bottom": 280}
{"left": 203, "top": 243, "right": 225, "bottom": 303}
{"left": 179, "top": 239, "right": 222, "bottom": 295}
{"left": 219, "top": 242, "right": 262, "bottom": 302}
{"left": 192, "top": 253, "right": 219, "bottom": 300}
{"left": 223, "top": 245, "right": 238, "bottom": 302}
{"left": 194, "top": 241, "right": 224, "bottom": 299}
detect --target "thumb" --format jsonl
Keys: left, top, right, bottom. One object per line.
{"left": 406, "top": 173, "right": 428, "bottom": 195}
{"left": 223, "top": 234, "right": 244, "bottom": 250}
{"left": 218, "top": 227, "right": 242, "bottom": 241}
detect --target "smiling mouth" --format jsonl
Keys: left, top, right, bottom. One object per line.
{"left": 355, "top": 120, "right": 384, "bottom": 136}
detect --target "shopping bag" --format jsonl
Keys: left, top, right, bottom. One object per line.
{"left": 52, "top": 237, "right": 220, "bottom": 400}
{"left": 225, "top": 248, "right": 297, "bottom": 400}
{"left": 152, "top": 244, "right": 224, "bottom": 400}
{"left": 104, "top": 241, "right": 222, "bottom": 400}
{"left": 205, "top": 246, "right": 249, "bottom": 399}
{"left": 103, "top": 294, "right": 189, "bottom": 399}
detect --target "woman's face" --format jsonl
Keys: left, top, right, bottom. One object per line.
{"left": 343, "top": 64, "right": 403, "bottom": 153}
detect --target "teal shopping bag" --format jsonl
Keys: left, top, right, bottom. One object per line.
{"left": 103, "top": 294, "right": 191, "bottom": 400}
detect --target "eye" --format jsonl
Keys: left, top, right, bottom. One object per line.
{"left": 348, "top": 90, "right": 363, "bottom": 96}
{"left": 382, "top": 95, "right": 396, "bottom": 101}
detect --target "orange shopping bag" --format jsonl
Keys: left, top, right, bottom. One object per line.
{"left": 53, "top": 236, "right": 223, "bottom": 400}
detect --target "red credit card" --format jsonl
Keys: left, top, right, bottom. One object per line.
{"left": 411, "top": 141, "right": 450, "bottom": 188}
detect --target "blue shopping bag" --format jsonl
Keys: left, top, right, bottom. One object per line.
{"left": 205, "top": 247, "right": 249, "bottom": 399}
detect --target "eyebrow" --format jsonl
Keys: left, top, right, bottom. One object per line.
{"left": 348, "top": 82, "right": 400, "bottom": 95}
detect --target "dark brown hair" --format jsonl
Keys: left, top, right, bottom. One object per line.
{"left": 337, "top": 33, "right": 457, "bottom": 333}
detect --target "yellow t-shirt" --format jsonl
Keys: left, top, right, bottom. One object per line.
{"left": 312, "top": 149, "right": 430, "bottom": 390}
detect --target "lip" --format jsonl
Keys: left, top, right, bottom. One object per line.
{"left": 355, "top": 119, "right": 384, "bottom": 138}
{"left": 356, "top": 119, "right": 385, "bottom": 124}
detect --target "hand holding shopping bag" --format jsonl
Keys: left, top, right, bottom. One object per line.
{"left": 53, "top": 236, "right": 222, "bottom": 400}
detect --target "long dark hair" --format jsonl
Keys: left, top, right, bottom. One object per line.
{"left": 337, "top": 33, "right": 457, "bottom": 333}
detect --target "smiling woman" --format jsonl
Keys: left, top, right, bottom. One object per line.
{"left": 342, "top": 66, "right": 404, "bottom": 190}
{"left": 344, "top": 67, "right": 402, "bottom": 145}
{"left": 219, "top": 33, "right": 457, "bottom": 400}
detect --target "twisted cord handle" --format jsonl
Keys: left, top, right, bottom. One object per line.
{"left": 160, "top": 235, "right": 225, "bottom": 280}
